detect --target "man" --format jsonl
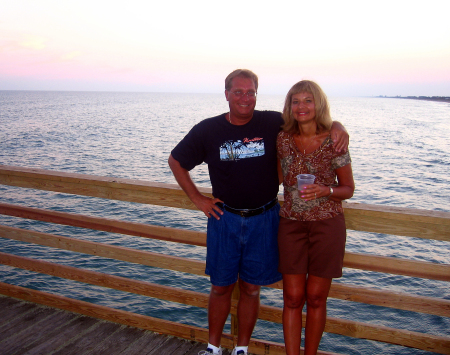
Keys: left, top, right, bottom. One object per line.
{"left": 168, "top": 69, "right": 348, "bottom": 355}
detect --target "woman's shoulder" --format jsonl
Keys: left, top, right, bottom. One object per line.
{"left": 277, "top": 130, "right": 294, "bottom": 154}
{"left": 314, "top": 131, "right": 331, "bottom": 148}
{"left": 277, "top": 130, "right": 294, "bottom": 146}
{"left": 319, "top": 131, "right": 331, "bottom": 139}
{"left": 317, "top": 130, "right": 335, "bottom": 142}
{"left": 321, "top": 133, "right": 351, "bottom": 159}
{"left": 277, "top": 130, "right": 292, "bottom": 139}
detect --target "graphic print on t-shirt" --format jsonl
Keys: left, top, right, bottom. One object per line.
{"left": 219, "top": 137, "right": 265, "bottom": 161}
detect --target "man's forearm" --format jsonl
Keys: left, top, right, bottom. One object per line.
{"left": 168, "top": 154, "right": 223, "bottom": 219}
{"left": 168, "top": 154, "right": 202, "bottom": 202}
{"left": 330, "top": 121, "right": 349, "bottom": 152}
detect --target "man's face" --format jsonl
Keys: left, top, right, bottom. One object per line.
{"left": 225, "top": 76, "right": 257, "bottom": 119}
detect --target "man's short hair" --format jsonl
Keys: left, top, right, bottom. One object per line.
{"left": 225, "top": 69, "right": 259, "bottom": 91}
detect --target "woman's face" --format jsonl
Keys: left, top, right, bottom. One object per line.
{"left": 291, "top": 92, "right": 316, "bottom": 124}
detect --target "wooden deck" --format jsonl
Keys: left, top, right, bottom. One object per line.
{"left": 0, "top": 296, "right": 235, "bottom": 355}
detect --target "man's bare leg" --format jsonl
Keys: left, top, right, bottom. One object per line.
{"left": 208, "top": 283, "right": 235, "bottom": 347}
{"left": 236, "top": 279, "right": 261, "bottom": 346}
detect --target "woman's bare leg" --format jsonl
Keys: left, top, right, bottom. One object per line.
{"left": 282, "top": 274, "right": 307, "bottom": 355}
{"left": 304, "top": 275, "right": 332, "bottom": 355}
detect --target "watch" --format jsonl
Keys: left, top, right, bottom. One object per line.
{"left": 327, "top": 187, "right": 334, "bottom": 198}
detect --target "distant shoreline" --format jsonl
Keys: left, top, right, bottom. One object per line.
{"left": 378, "top": 95, "right": 450, "bottom": 103}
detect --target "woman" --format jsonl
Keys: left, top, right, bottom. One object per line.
{"left": 277, "top": 80, "right": 355, "bottom": 355}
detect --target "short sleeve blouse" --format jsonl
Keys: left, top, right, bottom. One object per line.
{"left": 277, "top": 131, "right": 351, "bottom": 221}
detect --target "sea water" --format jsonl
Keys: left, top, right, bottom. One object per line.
{"left": 0, "top": 91, "right": 449, "bottom": 354}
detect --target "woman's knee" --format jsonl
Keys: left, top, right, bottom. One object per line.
{"left": 284, "top": 289, "right": 306, "bottom": 309}
{"left": 306, "top": 291, "right": 328, "bottom": 309}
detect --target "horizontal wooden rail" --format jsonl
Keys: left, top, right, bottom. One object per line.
{"left": 0, "top": 209, "right": 450, "bottom": 281}
{"left": 343, "top": 202, "right": 450, "bottom": 242}
{"left": 0, "top": 164, "right": 199, "bottom": 209}
{"left": 260, "top": 302, "right": 450, "bottom": 353}
{"left": 2, "top": 251, "right": 448, "bottom": 322}
{"left": 1, "top": 165, "right": 450, "bottom": 354}
{"left": 328, "top": 283, "right": 450, "bottom": 318}
{"left": 343, "top": 253, "right": 450, "bottom": 282}
{"left": 0, "top": 202, "right": 206, "bottom": 246}
{"left": 1, "top": 165, "right": 449, "bottom": 242}
{"left": 1, "top": 254, "right": 448, "bottom": 353}
{"left": 1, "top": 223, "right": 450, "bottom": 316}
{"left": 0, "top": 252, "right": 210, "bottom": 308}
{"left": 322, "top": 314, "right": 450, "bottom": 354}
{"left": 0, "top": 225, "right": 206, "bottom": 276}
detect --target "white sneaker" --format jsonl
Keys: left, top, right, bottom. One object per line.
{"left": 231, "top": 348, "right": 247, "bottom": 355}
{"left": 198, "top": 347, "right": 223, "bottom": 355}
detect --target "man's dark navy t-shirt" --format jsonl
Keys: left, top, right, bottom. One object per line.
{"left": 171, "top": 110, "right": 283, "bottom": 209}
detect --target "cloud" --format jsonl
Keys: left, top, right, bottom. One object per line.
{"left": 60, "top": 51, "right": 82, "bottom": 61}
{"left": 18, "top": 35, "right": 48, "bottom": 50}
{"left": 1, "top": 1, "right": 449, "bottom": 95}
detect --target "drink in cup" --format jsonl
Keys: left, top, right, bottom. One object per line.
{"left": 297, "top": 174, "right": 315, "bottom": 190}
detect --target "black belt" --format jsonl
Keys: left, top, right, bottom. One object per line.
{"left": 218, "top": 198, "right": 278, "bottom": 218}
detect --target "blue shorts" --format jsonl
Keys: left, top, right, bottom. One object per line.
{"left": 205, "top": 201, "right": 282, "bottom": 287}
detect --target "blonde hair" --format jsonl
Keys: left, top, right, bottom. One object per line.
{"left": 282, "top": 80, "right": 332, "bottom": 134}
{"left": 225, "top": 69, "right": 259, "bottom": 91}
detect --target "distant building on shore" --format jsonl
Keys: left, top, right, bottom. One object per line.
{"left": 377, "top": 95, "right": 450, "bottom": 103}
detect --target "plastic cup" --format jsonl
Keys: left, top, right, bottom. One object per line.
{"left": 297, "top": 174, "right": 315, "bottom": 190}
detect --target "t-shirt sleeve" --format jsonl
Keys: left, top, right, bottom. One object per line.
{"left": 331, "top": 150, "right": 351, "bottom": 170}
{"left": 171, "top": 124, "right": 206, "bottom": 171}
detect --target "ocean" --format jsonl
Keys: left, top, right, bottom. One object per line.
{"left": 0, "top": 90, "right": 449, "bottom": 354}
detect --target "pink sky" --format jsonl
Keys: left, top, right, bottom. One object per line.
{"left": 1, "top": 1, "right": 449, "bottom": 96}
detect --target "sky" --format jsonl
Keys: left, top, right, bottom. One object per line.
{"left": 1, "top": 0, "right": 449, "bottom": 97}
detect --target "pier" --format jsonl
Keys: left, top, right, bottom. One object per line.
{"left": 0, "top": 296, "right": 214, "bottom": 355}
{"left": 0, "top": 165, "right": 449, "bottom": 354}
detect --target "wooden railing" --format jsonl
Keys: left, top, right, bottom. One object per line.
{"left": 0, "top": 165, "right": 449, "bottom": 355}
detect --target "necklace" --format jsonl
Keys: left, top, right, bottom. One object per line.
{"left": 299, "top": 135, "right": 316, "bottom": 154}
{"left": 228, "top": 112, "right": 253, "bottom": 125}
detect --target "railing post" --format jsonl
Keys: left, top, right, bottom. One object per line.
{"left": 231, "top": 280, "right": 240, "bottom": 342}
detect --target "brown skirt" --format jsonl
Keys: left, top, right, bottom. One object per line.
{"left": 277, "top": 214, "right": 346, "bottom": 278}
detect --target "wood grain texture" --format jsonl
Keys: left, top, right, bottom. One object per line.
{"left": 1, "top": 165, "right": 449, "bottom": 354}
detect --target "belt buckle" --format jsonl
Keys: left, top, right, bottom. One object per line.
{"left": 240, "top": 210, "right": 248, "bottom": 217}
